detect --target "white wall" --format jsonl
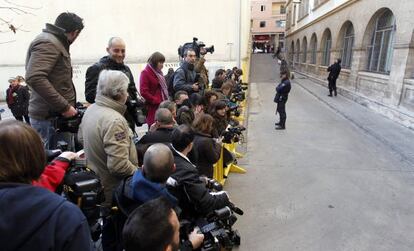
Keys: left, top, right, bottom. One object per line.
{"left": 0, "top": 0, "right": 250, "bottom": 100}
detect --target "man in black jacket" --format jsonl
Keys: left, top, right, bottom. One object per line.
{"left": 85, "top": 37, "right": 142, "bottom": 131}
{"left": 327, "top": 59, "right": 342, "bottom": 97}
{"left": 167, "top": 124, "right": 231, "bottom": 220}
{"left": 173, "top": 49, "right": 199, "bottom": 95}
{"left": 138, "top": 108, "right": 175, "bottom": 145}
{"left": 274, "top": 70, "right": 292, "bottom": 130}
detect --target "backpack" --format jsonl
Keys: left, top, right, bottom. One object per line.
{"left": 167, "top": 67, "right": 188, "bottom": 98}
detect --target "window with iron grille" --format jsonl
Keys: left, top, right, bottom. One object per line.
{"left": 367, "top": 10, "right": 395, "bottom": 74}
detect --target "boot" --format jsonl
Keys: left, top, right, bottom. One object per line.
{"left": 334, "top": 90, "right": 337, "bottom": 96}
{"left": 275, "top": 125, "right": 285, "bottom": 130}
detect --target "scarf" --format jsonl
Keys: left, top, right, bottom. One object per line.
{"left": 6, "top": 85, "right": 19, "bottom": 105}
{"left": 148, "top": 64, "right": 168, "bottom": 101}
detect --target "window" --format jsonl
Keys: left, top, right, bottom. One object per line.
{"left": 261, "top": 5, "right": 266, "bottom": 11}
{"left": 341, "top": 23, "right": 355, "bottom": 69}
{"left": 367, "top": 10, "right": 396, "bottom": 74}
{"left": 302, "top": 38, "right": 308, "bottom": 63}
{"left": 276, "top": 20, "right": 286, "bottom": 28}
{"left": 260, "top": 21, "right": 266, "bottom": 28}
{"left": 295, "top": 40, "right": 300, "bottom": 62}
{"left": 310, "top": 34, "right": 317, "bottom": 64}
{"left": 299, "top": 0, "right": 309, "bottom": 19}
{"left": 280, "top": 5, "right": 286, "bottom": 14}
{"left": 322, "top": 30, "right": 332, "bottom": 66}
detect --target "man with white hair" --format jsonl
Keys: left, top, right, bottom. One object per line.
{"left": 79, "top": 69, "right": 138, "bottom": 251}
{"left": 85, "top": 37, "right": 143, "bottom": 132}
{"left": 79, "top": 69, "right": 138, "bottom": 208}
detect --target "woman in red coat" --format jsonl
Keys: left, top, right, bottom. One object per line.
{"left": 139, "top": 52, "right": 169, "bottom": 126}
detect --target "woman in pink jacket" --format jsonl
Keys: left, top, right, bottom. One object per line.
{"left": 139, "top": 52, "right": 169, "bottom": 126}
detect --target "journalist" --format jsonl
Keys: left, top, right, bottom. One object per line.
{"left": 138, "top": 108, "right": 175, "bottom": 145}
{"left": 167, "top": 124, "right": 231, "bottom": 219}
{"left": 85, "top": 37, "right": 144, "bottom": 132}
{"left": 123, "top": 197, "right": 204, "bottom": 251}
{"left": 0, "top": 120, "right": 93, "bottom": 251}
{"left": 173, "top": 48, "right": 199, "bottom": 95}
{"left": 79, "top": 69, "right": 138, "bottom": 207}
{"left": 25, "top": 12, "right": 84, "bottom": 149}
{"left": 191, "top": 114, "right": 221, "bottom": 178}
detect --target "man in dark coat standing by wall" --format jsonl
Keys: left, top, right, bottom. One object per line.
{"left": 85, "top": 37, "right": 143, "bottom": 132}
{"left": 274, "top": 70, "right": 292, "bottom": 130}
{"left": 25, "top": 12, "right": 84, "bottom": 149}
{"left": 327, "top": 59, "right": 342, "bottom": 97}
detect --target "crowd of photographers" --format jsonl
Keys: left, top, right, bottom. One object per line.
{"left": 0, "top": 12, "right": 247, "bottom": 251}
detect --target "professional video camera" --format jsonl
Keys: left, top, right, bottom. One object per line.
{"left": 178, "top": 37, "right": 214, "bottom": 58}
{"left": 222, "top": 126, "right": 245, "bottom": 144}
{"left": 227, "top": 103, "right": 241, "bottom": 117}
{"left": 54, "top": 102, "right": 87, "bottom": 133}
{"left": 181, "top": 203, "right": 243, "bottom": 251}
{"left": 60, "top": 150, "right": 105, "bottom": 241}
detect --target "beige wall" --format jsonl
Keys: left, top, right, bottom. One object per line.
{"left": 0, "top": 0, "right": 251, "bottom": 101}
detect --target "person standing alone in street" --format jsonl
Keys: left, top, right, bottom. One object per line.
{"left": 274, "top": 70, "right": 291, "bottom": 130}
{"left": 327, "top": 59, "right": 342, "bottom": 97}
{"left": 6, "top": 77, "right": 30, "bottom": 124}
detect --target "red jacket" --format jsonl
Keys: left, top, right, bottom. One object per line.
{"left": 139, "top": 64, "right": 163, "bottom": 126}
{"left": 32, "top": 159, "right": 70, "bottom": 192}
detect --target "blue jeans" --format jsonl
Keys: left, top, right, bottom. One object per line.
{"left": 30, "top": 118, "right": 74, "bottom": 150}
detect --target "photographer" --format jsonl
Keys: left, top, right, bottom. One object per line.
{"left": 173, "top": 49, "right": 199, "bottom": 95}
{"left": 25, "top": 12, "right": 84, "bottom": 149}
{"left": 208, "top": 100, "right": 229, "bottom": 138}
{"left": 191, "top": 114, "right": 221, "bottom": 178}
{"left": 0, "top": 121, "right": 93, "bottom": 251}
{"left": 212, "top": 69, "right": 226, "bottom": 89}
{"left": 167, "top": 124, "right": 231, "bottom": 220}
{"left": 194, "top": 47, "right": 209, "bottom": 90}
{"left": 85, "top": 37, "right": 144, "bottom": 132}
{"left": 123, "top": 197, "right": 204, "bottom": 251}
{"left": 79, "top": 70, "right": 138, "bottom": 207}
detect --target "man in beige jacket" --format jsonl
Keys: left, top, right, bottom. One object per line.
{"left": 78, "top": 70, "right": 138, "bottom": 209}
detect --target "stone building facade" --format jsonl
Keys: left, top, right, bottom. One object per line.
{"left": 285, "top": 0, "right": 414, "bottom": 128}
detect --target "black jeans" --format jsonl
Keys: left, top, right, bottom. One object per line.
{"left": 328, "top": 78, "right": 337, "bottom": 95}
{"left": 276, "top": 101, "right": 287, "bottom": 127}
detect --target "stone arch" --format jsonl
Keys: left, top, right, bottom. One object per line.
{"left": 310, "top": 33, "right": 318, "bottom": 64}
{"left": 336, "top": 21, "right": 355, "bottom": 68}
{"left": 302, "top": 36, "right": 308, "bottom": 63}
{"left": 295, "top": 39, "right": 301, "bottom": 62}
{"left": 321, "top": 28, "right": 332, "bottom": 66}
{"left": 361, "top": 8, "right": 396, "bottom": 73}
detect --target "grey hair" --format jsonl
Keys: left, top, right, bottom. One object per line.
{"left": 97, "top": 70, "right": 129, "bottom": 100}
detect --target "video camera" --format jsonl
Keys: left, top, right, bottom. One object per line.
{"left": 181, "top": 203, "right": 243, "bottom": 251}
{"left": 126, "top": 97, "right": 147, "bottom": 127}
{"left": 56, "top": 149, "right": 105, "bottom": 241}
{"left": 178, "top": 37, "right": 214, "bottom": 58}
{"left": 222, "top": 126, "right": 245, "bottom": 144}
{"left": 54, "top": 102, "right": 87, "bottom": 133}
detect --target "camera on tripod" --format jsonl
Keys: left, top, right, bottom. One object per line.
{"left": 178, "top": 37, "right": 214, "bottom": 58}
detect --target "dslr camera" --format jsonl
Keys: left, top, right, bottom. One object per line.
{"left": 178, "top": 37, "right": 214, "bottom": 58}
{"left": 222, "top": 126, "right": 246, "bottom": 144}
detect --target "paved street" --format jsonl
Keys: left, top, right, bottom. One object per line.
{"left": 226, "top": 54, "right": 414, "bottom": 251}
